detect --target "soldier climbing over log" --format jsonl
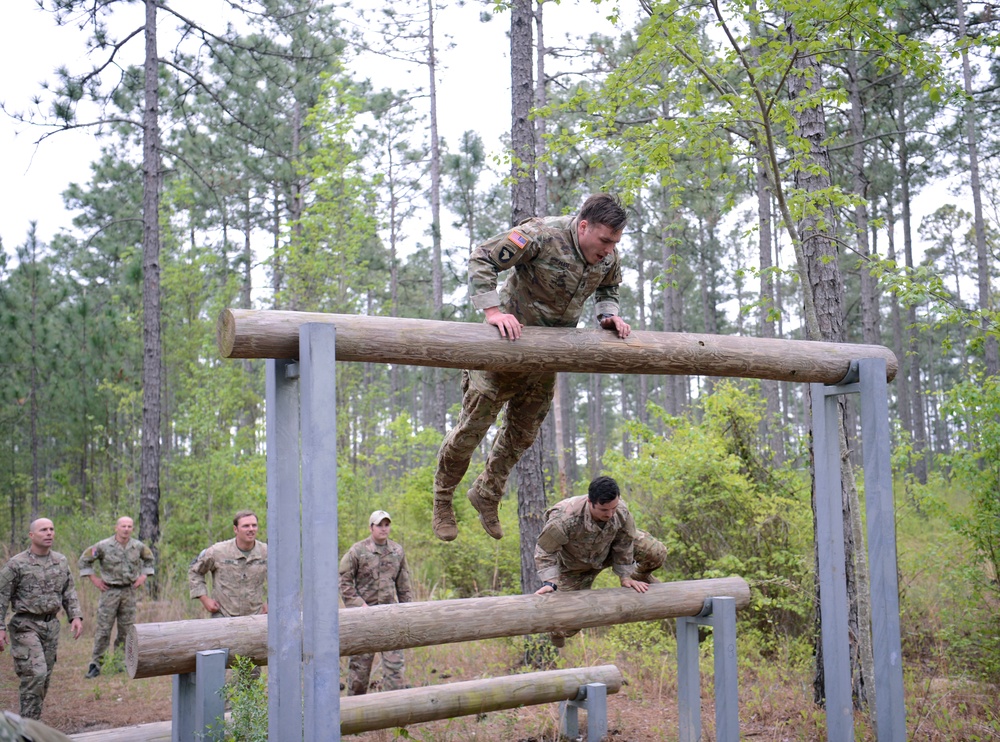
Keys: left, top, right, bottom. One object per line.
{"left": 432, "top": 193, "right": 632, "bottom": 542}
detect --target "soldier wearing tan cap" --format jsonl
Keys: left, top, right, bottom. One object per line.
{"left": 339, "top": 510, "right": 413, "bottom": 695}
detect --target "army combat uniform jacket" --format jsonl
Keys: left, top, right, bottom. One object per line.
{"left": 0, "top": 550, "right": 83, "bottom": 719}
{"left": 188, "top": 538, "right": 268, "bottom": 617}
{"left": 468, "top": 214, "right": 622, "bottom": 327}
{"left": 338, "top": 537, "right": 413, "bottom": 608}
{"left": 534, "top": 495, "right": 638, "bottom": 588}
{"left": 0, "top": 550, "right": 82, "bottom": 630}
{"left": 78, "top": 536, "right": 155, "bottom": 586}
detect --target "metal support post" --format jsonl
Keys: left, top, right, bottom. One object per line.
{"left": 676, "top": 612, "right": 703, "bottom": 742}
{"left": 267, "top": 359, "right": 304, "bottom": 740}
{"left": 858, "top": 358, "right": 906, "bottom": 741}
{"left": 676, "top": 598, "right": 739, "bottom": 741}
{"left": 811, "top": 381, "right": 855, "bottom": 741}
{"left": 300, "top": 324, "right": 341, "bottom": 741}
{"left": 172, "top": 671, "right": 195, "bottom": 742}
{"left": 710, "top": 597, "right": 738, "bottom": 741}
{"left": 172, "top": 649, "right": 229, "bottom": 742}
{"left": 812, "top": 360, "right": 906, "bottom": 741}
{"left": 559, "top": 682, "right": 608, "bottom": 741}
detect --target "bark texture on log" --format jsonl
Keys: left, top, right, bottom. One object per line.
{"left": 218, "top": 309, "right": 897, "bottom": 383}
{"left": 128, "top": 577, "right": 749, "bottom": 678}
{"left": 341, "top": 665, "right": 622, "bottom": 735}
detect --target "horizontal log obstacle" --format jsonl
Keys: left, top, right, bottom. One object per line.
{"left": 70, "top": 667, "right": 620, "bottom": 741}
{"left": 127, "top": 577, "right": 749, "bottom": 679}
{"left": 217, "top": 309, "right": 898, "bottom": 383}
{"left": 340, "top": 665, "right": 622, "bottom": 735}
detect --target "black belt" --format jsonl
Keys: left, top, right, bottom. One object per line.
{"left": 13, "top": 612, "right": 58, "bottom": 622}
{"left": 106, "top": 583, "right": 132, "bottom": 588}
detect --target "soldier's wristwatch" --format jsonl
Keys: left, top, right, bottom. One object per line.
{"left": 542, "top": 581, "right": 558, "bottom": 591}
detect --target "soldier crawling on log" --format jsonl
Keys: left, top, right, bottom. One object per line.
{"left": 433, "top": 193, "right": 632, "bottom": 543}
{"left": 534, "top": 476, "right": 667, "bottom": 647}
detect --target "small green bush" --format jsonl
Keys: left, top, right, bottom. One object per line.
{"left": 224, "top": 655, "right": 267, "bottom": 742}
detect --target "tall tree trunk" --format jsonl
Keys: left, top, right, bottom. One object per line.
{"left": 139, "top": 0, "right": 162, "bottom": 568}
{"left": 957, "top": 0, "right": 999, "bottom": 376}
{"left": 884, "top": 193, "right": 911, "bottom": 443}
{"left": 427, "top": 0, "right": 446, "bottom": 432}
{"left": 661, "top": 209, "right": 682, "bottom": 417}
{"left": 534, "top": 0, "right": 548, "bottom": 212}
{"left": 553, "top": 374, "right": 571, "bottom": 499}
{"left": 756, "top": 157, "right": 784, "bottom": 465}
{"left": 786, "top": 31, "right": 873, "bottom": 712}
{"left": 847, "top": 49, "right": 880, "bottom": 348}
{"left": 510, "top": 0, "right": 546, "bottom": 630}
{"left": 895, "top": 85, "right": 929, "bottom": 484}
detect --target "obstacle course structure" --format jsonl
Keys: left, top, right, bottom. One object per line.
{"left": 123, "top": 583, "right": 748, "bottom": 740}
{"left": 118, "top": 310, "right": 905, "bottom": 741}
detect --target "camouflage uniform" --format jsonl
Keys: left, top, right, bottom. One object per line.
{"left": 339, "top": 536, "right": 413, "bottom": 695}
{"left": 0, "top": 710, "right": 72, "bottom": 742}
{"left": 534, "top": 495, "right": 667, "bottom": 642}
{"left": 0, "top": 550, "right": 82, "bottom": 720}
{"left": 434, "top": 214, "right": 623, "bottom": 539}
{"left": 78, "top": 535, "right": 155, "bottom": 667}
{"left": 188, "top": 538, "right": 268, "bottom": 618}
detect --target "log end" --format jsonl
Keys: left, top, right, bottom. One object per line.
{"left": 125, "top": 625, "right": 140, "bottom": 679}
{"left": 217, "top": 308, "right": 237, "bottom": 358}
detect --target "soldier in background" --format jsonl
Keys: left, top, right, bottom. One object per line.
{"left": 433, "top": 194, "right": 632, "bottom": 542}
{"left": 78, "top": 516, "right": 155, "bottom": 678}
{"left": 0, "top": 710, "right": 71, "bottom": 742}
{"left": 189, "top": 510, "right": 268, "bottom": 618}
{"left": 0, "top": 518, "right": 83, "bottom": 720}
{"left": 339, "top": 510, "right": 413, "bottom": 695}
{"left": 533, "top": 476, "right": 667, "bottom": 646}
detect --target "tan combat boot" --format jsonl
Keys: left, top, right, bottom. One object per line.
{"left": 467, "top": 486, "right": 503, "bottom": 539}
{"left": 432, "top": 498, "right": 457, "bottom": 541}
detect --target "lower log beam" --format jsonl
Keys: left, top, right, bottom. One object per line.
{"left": 340, "top": 665, "right": 622, "bottom": 735}
{"left": 127, "top": 577, "right": 749, "bottom": 678}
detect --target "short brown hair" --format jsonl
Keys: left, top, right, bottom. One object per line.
{"left": 578, "top": 193, "right": 627, "bottom": 232}
{"left": 233, "top": 510, "right": 258, "bottom": 527}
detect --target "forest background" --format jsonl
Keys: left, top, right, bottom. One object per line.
{"left": 1, "top": 0, "right": 1000, "bottom": 738}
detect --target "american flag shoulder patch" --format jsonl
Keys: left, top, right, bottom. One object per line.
{"left": 507, "top": 229, "right": 529, "bottom": 249}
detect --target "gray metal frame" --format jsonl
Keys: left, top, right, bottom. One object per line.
{"left": 171, "top": 648, "right": 228, "bottom": 742}
{"left": 265, "top": 323, "right": 343, "bottom": 742}
{"left": 676, "top": 596, "right": 739, "bottom": 741}
{"left": 257, "top": 327, "right": 904, "bottom": 742}
{"left": 811, "top": 357, "right": 905, "bottom": 742}
{"left": 559, "top": 682, "right": 609, "bottom": 741}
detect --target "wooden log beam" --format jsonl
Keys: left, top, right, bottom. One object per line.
{"left": 127, "top": 577, "right": 749, "bottom": 679}
{"left": 340, "top": 665, "right": 622, "bottom": 735}
{"left": 217, "top": 309, "right": 897, "bottom": 383}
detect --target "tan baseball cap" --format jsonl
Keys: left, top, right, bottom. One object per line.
{"left": 369, "top": 510, "right": 392, "bottom": 527}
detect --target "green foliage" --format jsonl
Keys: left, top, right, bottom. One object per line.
{"left": 939, "top": 376, "right": 1000, "bottom": 680}
{"left": 605, "top": 382, "right": 812, "bottom": 640}
{"left": 281, "top": 72, "right": 382, "bottom": 313}
{"left": 223, "top": 656, "right": 267, "bottom": 742}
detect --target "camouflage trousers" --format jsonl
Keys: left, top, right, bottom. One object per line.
{"left": 91, "top": 585, "right": 136, "bottom": 665}
{"left": 434, "top": 370, "right": 556, "bottom": 505}
{"left": 7, "top": 615, "right": 60, "bottom": 720}
{"left": 551, "top": 530, "right": 668, "bottom": 643}
{"left": 346, "top": 649, "right": 405, "bottom": 696}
